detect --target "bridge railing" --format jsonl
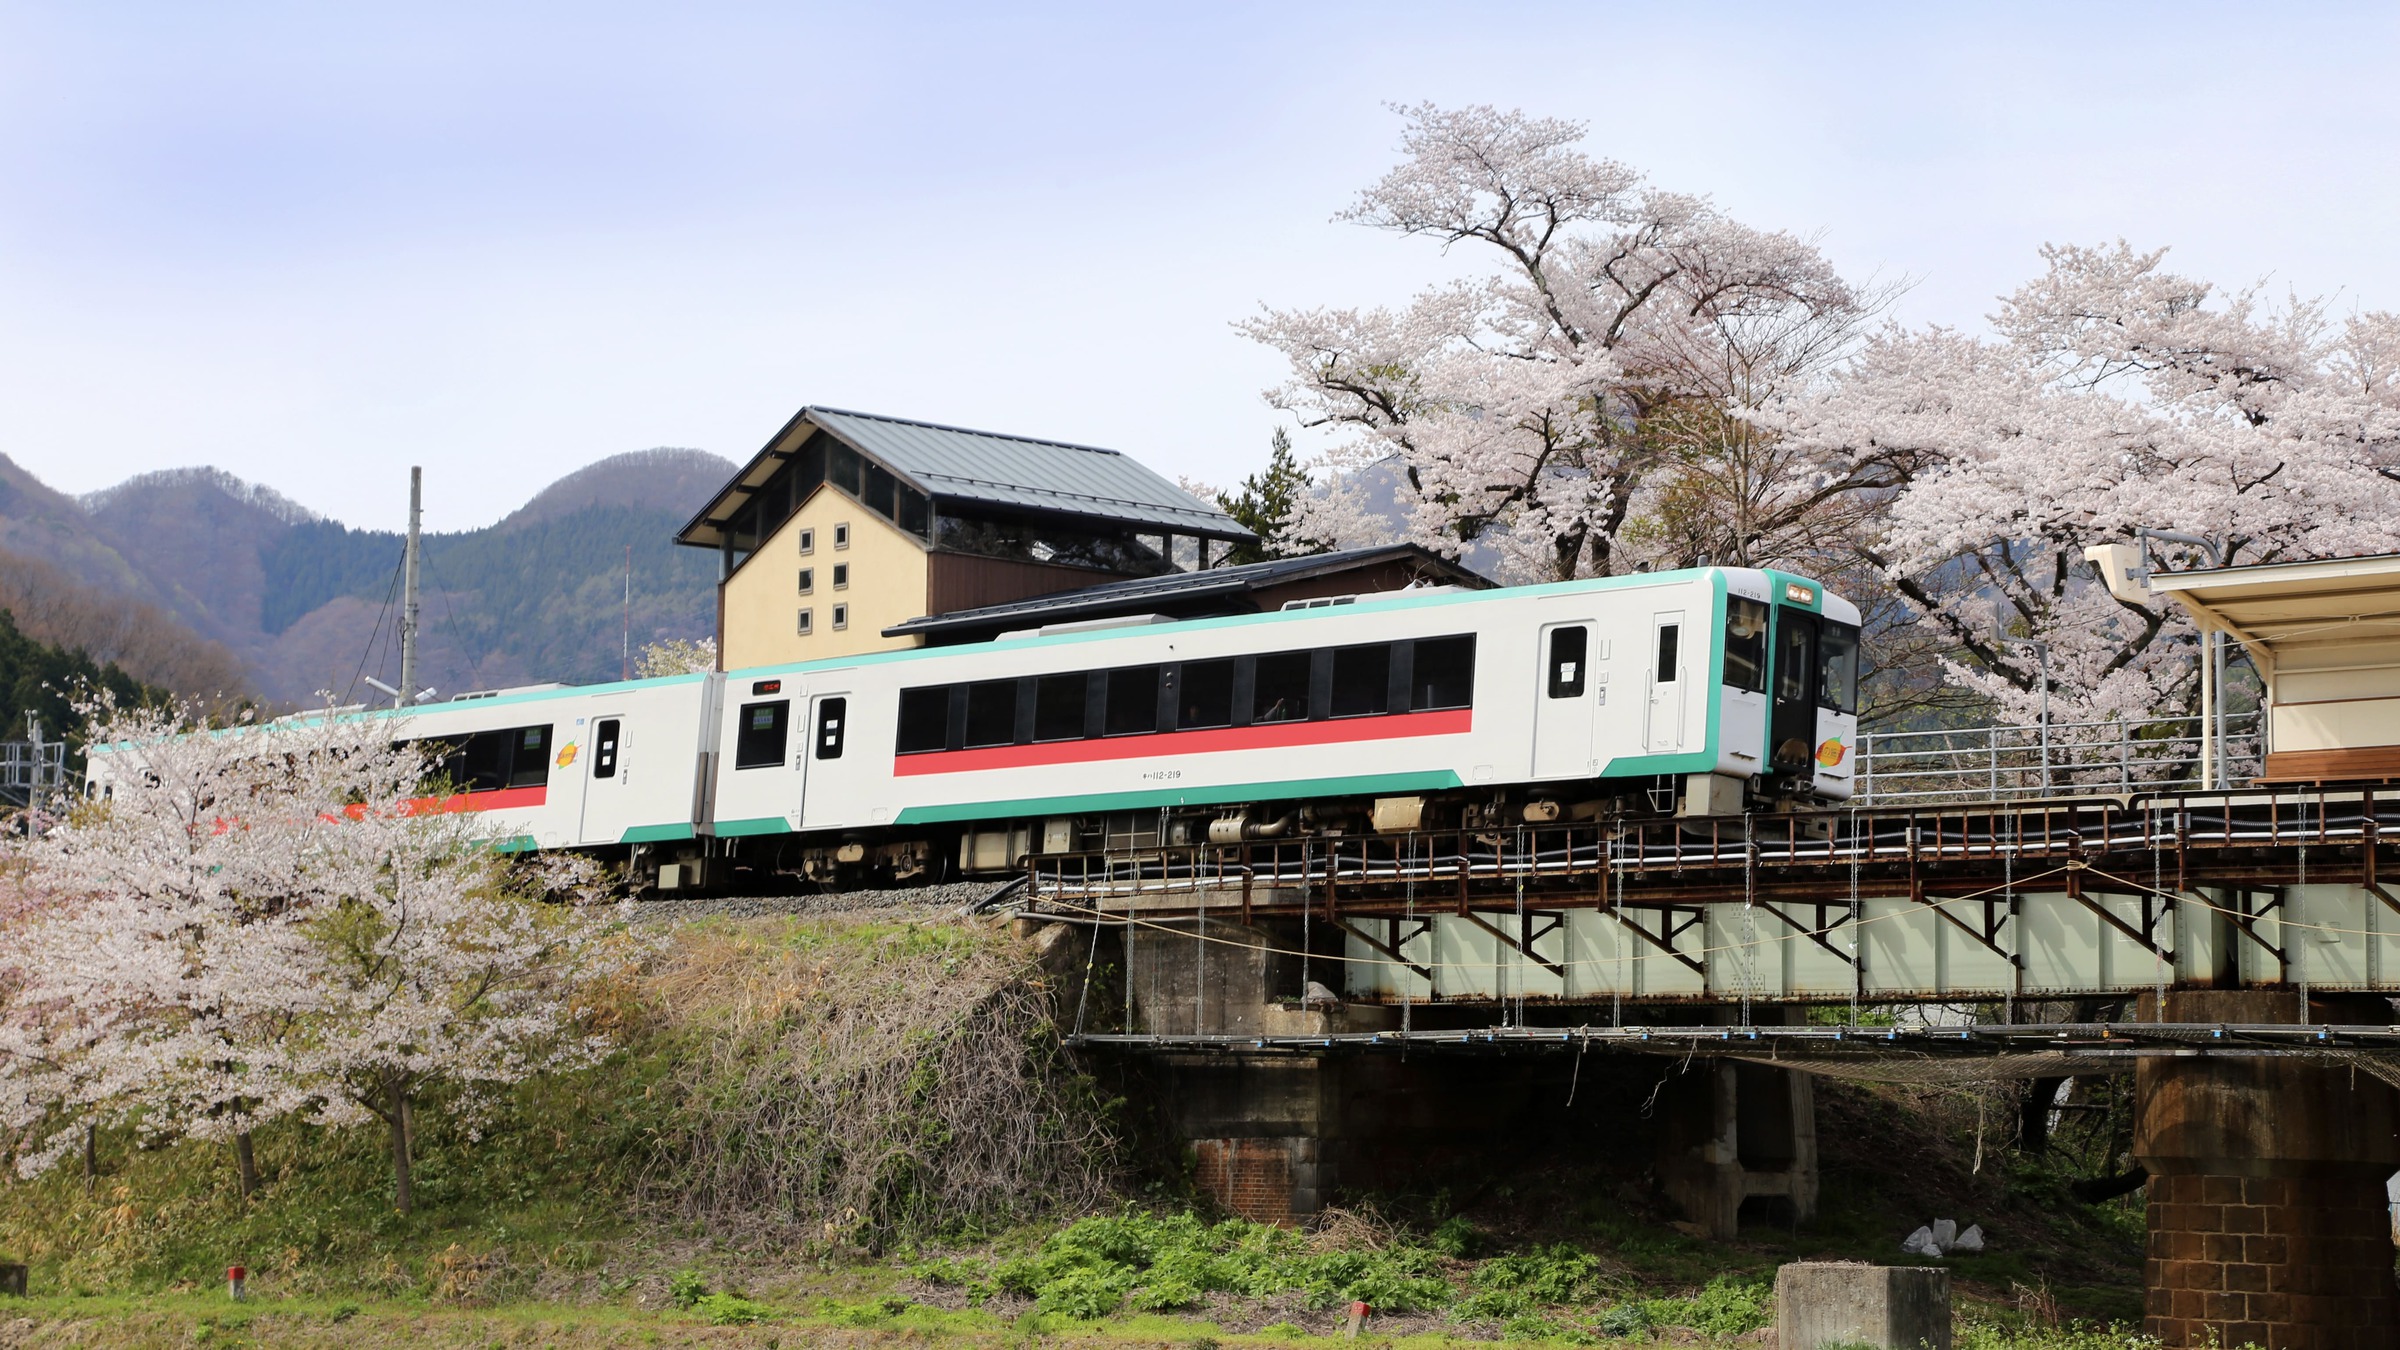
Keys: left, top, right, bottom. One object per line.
{"left": 1028, "top": 778, "right": 2390, "bottom": 906}
{"left": 1855, "top": 710, "right": 2261, "bottom": 806}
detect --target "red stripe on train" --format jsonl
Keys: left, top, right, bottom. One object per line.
{"left": 891, "top": 708, "right": 1473, "bottom": 777}
{"left": 402, "top": 784, "right": 549, "bottom": 815}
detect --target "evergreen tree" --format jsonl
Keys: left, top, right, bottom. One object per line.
{"left": 1216, "top": 428, "right": 1320, "bottom": 565}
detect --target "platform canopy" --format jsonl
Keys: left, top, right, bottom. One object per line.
{"left": 2142, "top": 550, "right": 2400, "bottom": 780}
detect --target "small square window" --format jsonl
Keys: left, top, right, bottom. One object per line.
{"left": 832, "top": 563, "right": 849, "bottom": 589}
{"left": 798, "top": 567, "right": 814, "bottom": 594}
{"left": 832, "top": 603, "right": 849, "bottom": 630}
{"left": 833, "top": 522, "right": 851, "bottom": 549}
{"left": 798, "top": 528, "right": 814, "bottom": 554}
{"left": 797, "top": 608, "right": 813, "bottom": 635}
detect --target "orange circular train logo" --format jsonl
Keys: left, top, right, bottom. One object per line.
{"left": 1815, "top": 738, "right": 1846, "bottom": 768}
{"left": 555, "top": 743, "right": 579, "bottom": 768}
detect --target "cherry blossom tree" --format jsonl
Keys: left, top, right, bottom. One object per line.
{"left": 0, "top": 698, "right": 625, "bottom": 1212}
{"left": 1776, "top": 242, "right": 2400, "bottom": 721}
{"left": 1244, "top": 103, "right": 1893, "bottom": 583}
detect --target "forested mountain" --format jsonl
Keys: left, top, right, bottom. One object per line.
{"left": 0, "top": 609, "right": 165, "bottom": 755}
{"left": 0, "top": 448, "right": 731, "bottom": 706}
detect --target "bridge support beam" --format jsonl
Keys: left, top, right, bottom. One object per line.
{"left": 2136, "top": 990, "right": 2400, "bottom": 1350}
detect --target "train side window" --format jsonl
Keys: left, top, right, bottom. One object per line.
{"left": 509, "top": 725, "right": 552, "bottom": 788}
{"left": 1033, "top": 673, "right": 1086, "bottom": 742}
{"left": 1178, "top": 659, "right": 1235, "bottom": 729}
{"left": 1658, "top": 624, "right": 1683, "bottom": 684}
{"left": 1547, "top": 627, "right": 1588, "bottom": 699}
{"left": 593, "top": 719, "right": 620, "bottom": 779}
{"left": 1411, "top": 636, "right": 1476, "bottom": 711}
{"left": 895, "top": 686, "right": 950, "bottom": 754}
{"left": 814, "top": 697, "right": 847, "bottom": 760}
{"left": 1723, "top": 597, "right": 1768, "bottom": 693}
{"left": 1818, "top": 621, "right": 1860, "bottom": 714}
{"left": 1103, "top": 666, "right": 1159, "bottom": 735}
{"left": 1330, "top": 644, "right": 1391, "bottom": 718}
{"left": 963, "top": 680, "right": 1018, "bottom": 748}
{"left": 1252, "top": 651, "right": 1312, "bottom": 724}
{"left": 734, "top": 700, "right": 790, "bottom": 769}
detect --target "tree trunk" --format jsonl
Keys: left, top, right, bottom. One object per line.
{"left": 387, "top": 1077, "right": 413, "bottom": 1215}
{"left": 234, "top": 1130, "right": 259, "bottom": 1199}
{"left": 82, "top": 1122, "right": 95, "bottom": 1194}
{"left": 2020, "top": 1076, "right": 2069, "bottom": 1155}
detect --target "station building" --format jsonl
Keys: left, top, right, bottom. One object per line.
{"left": 676, "top": 406, "right": 1487, "bottom": 669}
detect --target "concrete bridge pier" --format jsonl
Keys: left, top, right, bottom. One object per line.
{"left": 1654, "top": 1018, "right": 1820, "bottom": 1239}
{"left": 2136, "top": 990, "right": 2400, "bottom": 1350}
{"left": 1127, "top": 917, "right": 1396, "bottom": 1225}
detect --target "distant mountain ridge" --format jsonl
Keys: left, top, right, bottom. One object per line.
{"left": 0, "top": 448, "right": 733, "bottom": 705}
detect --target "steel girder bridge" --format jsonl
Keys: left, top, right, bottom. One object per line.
{"left": 1024, "top": 781, "right": 2400, "bottom": 1010}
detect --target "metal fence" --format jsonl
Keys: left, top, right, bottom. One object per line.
{"left": 1854, "top": 710, "right": 2261, "bottom": 806}
{"left": 0, "top": 739, "right": 68, "bottom": 812}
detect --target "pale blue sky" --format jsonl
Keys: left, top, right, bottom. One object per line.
{"left": 4, "top": 2, "right": 2396, "bottom": 530}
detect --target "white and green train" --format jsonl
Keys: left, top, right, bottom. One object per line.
{"left": 101, "top": 566, "right": 1861, "bottom": 889}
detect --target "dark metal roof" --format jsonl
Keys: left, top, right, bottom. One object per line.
{"left": 882, "top": 544, "right": 1493, "bottom": 641}
{"left": 675, "top": 406, "right": 1250, "bottom": 549}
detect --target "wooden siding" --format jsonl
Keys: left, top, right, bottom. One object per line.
{"left": 924, "top": 554, "right": 1142, "bottom": 617}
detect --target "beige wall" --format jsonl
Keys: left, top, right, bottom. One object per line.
{"left": 720, "top": 484, "right": 927, "bottom": 670}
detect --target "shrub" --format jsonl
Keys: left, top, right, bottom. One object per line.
{"left": 695, "top": 1291, "right": 777, "bottom": 1325}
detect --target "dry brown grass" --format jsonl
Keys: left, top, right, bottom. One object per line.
{"left": 640, "top": 914, "right": 1117, "bottom": 1249}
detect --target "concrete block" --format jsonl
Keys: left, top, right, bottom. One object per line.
{"left": 1777, "top": 1262, "right": 1951, "bottom": 1350}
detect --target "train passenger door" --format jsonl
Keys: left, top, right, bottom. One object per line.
{"left": 575, "top": 712, "right": 635, "bottom": 845}
{"left": 1645, "top": 612, "right": 1687, "bottom": 754}
{"left": 1769, "top": 610, "right": 1820, "bottom": 775}
{"left": 795, "top": 690, "right": 851, "bottom": 826}
{"left": 1533, "top": 620, "right": 1598, "bottom": 778}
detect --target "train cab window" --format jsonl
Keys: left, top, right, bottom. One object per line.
{"left": 1546, "top": 627, "right": 1588, "bottom": 698}
{"left": 1657, "top": 624, "right": 1683, "bottom": 684}
{"left": 1818, "top": 621, "right": 1861, "bottom": 715}
{"left": 1034, "top": 674, "right": 1086, "bottom": 742}
{"left": 734, "top": 700, "right": 790, "bottom": 769}
{"left": 814, "top": 697, "right": 847, "bottom": 760}
{"left": 1723, "top": 597, "right": 1768, "bottom": 693}
{"left": 1330, "top": 644, "right": 1390, "bottom": 718}
{"left": 1252, "top": 651, "right": 1312, "bottom": 724}
{"left": 1774, "top": 619, "right": 1810, "bottom": 703}
{"left": 1411, "top": 636, "right": 1476, "bottom": 711}
{"left": 1177, "top": 660, "right": 1235, "bottom": 729}
{"left": 963, "top": 680, "right": 1018, "bottom": 748}
{"left": 592, "top": 719, "right": 621, "bottom": 779}
{"left": 1103, "top": 666, "right": 1159, "bottom": 736}
{"left": 896, "top": 686, "right": 950, "bottom": 754}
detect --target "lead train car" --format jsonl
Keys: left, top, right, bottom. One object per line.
{"left": 702, "top": 566, "right": 1860, "bottom": 886}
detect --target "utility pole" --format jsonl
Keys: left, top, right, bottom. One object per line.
{"left": 398, "top": 466, "right": 422, "bottom": 709}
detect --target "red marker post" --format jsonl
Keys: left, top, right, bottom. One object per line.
{"left": 1344, "top": 1300, "right": 1371, "bottom": 1338}
{"left": 226, "top": 1265, "right": 246, "bottom": 1301}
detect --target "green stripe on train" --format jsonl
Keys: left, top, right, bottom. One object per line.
{"left": 714, "top": 816, "right": 796, "bottom": 837}
{"left": 893, "top": 771, "right": 1467, "bottom": 825}
{"left": 619, "top": 823, "right": 696, "bottom": 844}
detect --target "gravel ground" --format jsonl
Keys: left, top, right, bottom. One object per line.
{"left": 625, "top": 877, "right": 1023, "bottom": 924}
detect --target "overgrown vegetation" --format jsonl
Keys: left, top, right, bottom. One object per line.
{"left": 643, "top": 915, "right": 1119, "bottom": 1248}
